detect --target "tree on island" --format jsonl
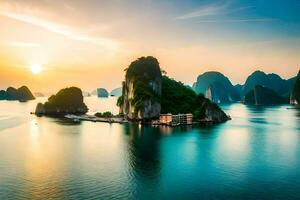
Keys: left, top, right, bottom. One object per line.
{"left": 95, "top": 111, "right": 113, "bottom": 118}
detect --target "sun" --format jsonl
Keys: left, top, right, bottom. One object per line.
{"left": 30, "top": 64, "right": 42, "bottom": 74}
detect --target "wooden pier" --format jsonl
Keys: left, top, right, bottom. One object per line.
{"left": 65, "top": 114, "right": 128, "bottom": 124}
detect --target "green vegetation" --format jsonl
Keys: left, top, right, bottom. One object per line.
{"left": 95, "top": 111, "right": 113, "bottom": 118}
{"left": 161, "top": 76, "right": 227, "bottom": 121}
{"left": 117, "top": 95, "right": 123, "bottom": 107}
{"left": 161, "top": 76, "right": 197, "bottom": 114}
{"left": 125, "top": 56, "right": 161, "bottom": 81}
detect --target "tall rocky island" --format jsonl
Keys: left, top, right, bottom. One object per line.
{"left": 35, "top": 87, "right": 88, "bottom": 116}
{"left": 192, "top": 71, "right": 240, "bottom": 103}
{"left": 120, "top": 56, "right": 162, "bottom": 120}
{"left": 118, "top": 56, "right": 230, "bottom": 123}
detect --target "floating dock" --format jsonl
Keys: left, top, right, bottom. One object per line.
{"left": 65, "top": 114, "right": 128, "bottom": 124}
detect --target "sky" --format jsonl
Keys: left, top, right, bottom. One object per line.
{"left": 0, "top": 0, "right": 299, "bottom": 93}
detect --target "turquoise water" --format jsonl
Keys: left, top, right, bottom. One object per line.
{"left": 0, "top": 97, "right": 300, "bottom": 199}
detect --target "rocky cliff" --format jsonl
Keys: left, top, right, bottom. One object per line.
{"left": 120, "top": 56, "right": 162, "bottom": 120}
{"left": 202, "top": 101, "right": 230, "bottom": 122}
{"left": 290, "top": 71, "right": 300, "bottom": 105}
{"left": 243, "top": 85, "right": 288, "bottom": 105}
{"left": 193, "top": 71, "right": 240, "bottom": 103}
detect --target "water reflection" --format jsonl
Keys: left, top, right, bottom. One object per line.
{"left": 293, "top": 108, "right": 300, "bottom": 131}
{"left": 122, "top": 124, "right": 162, "bottom": 198}
{"left": 123, "top": 124, "right": 161, "bottom": 177}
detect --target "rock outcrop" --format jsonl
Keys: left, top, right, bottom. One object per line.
{"left": 35, "top": 87, "right": 88, "bottom": 116}
{"left": 0, "top": 90, "right": 7, "bottom": 100}
{"left": 34, "top": 92, "right": 45, "bottom": 97}
{"left": 120, "top": 56, "right": 162, "bottom": 120}
{"left": 193, "top": 71, "right": 240, "bottom": 103}
{"left": 35, "top": 103, "right": 46, "bottom": 115}
{"left": 243, "top": 85, "right": 288, "bottom": 105}
{"left": 6, "top": 87, "right": 18, "bottom": 100}
{"left": 17, "top": 86, "right": 35, "bottom": 102}
{"left": 202, "top": 101, "right": 230, "bottom": 122}
{"left": 0, "top": 86, "right": 35, "bottom": 101}
{"left": 290, "top": 71, "right": 300, "bottom": 105}
{"left": 97, "top": 88, "right": 109, "bottom": 97}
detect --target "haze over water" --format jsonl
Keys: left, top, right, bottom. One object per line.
{"left": 0, "top": 97, "right": 299, "bottom": 199}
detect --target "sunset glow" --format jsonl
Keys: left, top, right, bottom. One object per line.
{"left": 0, "top": 0, "right": 299, "bottom": 93}
{"left": 30, "top": 65, "right": 42, "bottom": 74}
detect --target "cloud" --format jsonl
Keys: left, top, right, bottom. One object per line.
{"left": 194, "top": 18, "right": 275, "bottom": 23}
{"left": 175, "top": 4, "right": 225, "bottom": 20}
{"left": 0, "top": 1, "right": 118, "bottom": 48}
{"left": 175, "top": 1, "right": 256, "bottom": 21}
{"left": 10, "top": 41, "right": 38, "bottom": 47}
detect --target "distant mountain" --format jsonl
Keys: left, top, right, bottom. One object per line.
{"left": 82, "top": 91, "right": 91, "bottom": 97}
{"left": 242, "top": 71, "right": 294, "bottom": 97}
{"left": 97, "top": 88, "right": 109, "bottom": 98}
{"left": 34, "top": 92, "right": 45, "bottom": 97}
{"left": 110, "top": 87, "right": 122, "bottom": 97}
{"left": 193, "top": 71, "right": 240, "bottom": 103}
{"left": 243, "top": 85, "right": 288, "bottom": 105}
{"left": 290, "top": 71, "right": 300, "bottom": 105}
{"left": 0, "top": 86, "right": 35, "bottom": 102}
{"left": 91, "top": 90, "right": 97, "bottom": 96}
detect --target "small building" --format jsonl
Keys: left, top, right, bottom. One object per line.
{"left": 290, "top": 99, "right": 298, "bottom": 105}
{"left": 159, "top": 113, "right": 193, "bottom": 126}
{"left": 159, "top": 113, "right": 172, "bottom": 124}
